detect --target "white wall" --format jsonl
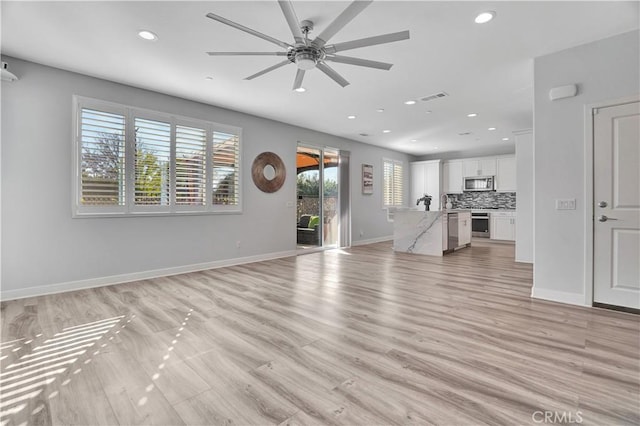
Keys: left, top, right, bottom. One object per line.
{"left": 532, "top": 30, "right": 639, "bottom": 305}
{"left": 515, "top": 131, "right": 533, "bottom": 263}
{"left": 0, "top": 57, "right": 411, "bottom": 299}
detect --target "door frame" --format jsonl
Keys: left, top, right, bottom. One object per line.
{"left": 296, "top": 142, "right": 341, "bottom": 252}
{"left": 583, "top": 95, "right": 639, "bottom": 306}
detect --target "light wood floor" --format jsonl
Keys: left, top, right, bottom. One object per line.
{"left": 1, "top": 241, "right": 638, "bottom": 425}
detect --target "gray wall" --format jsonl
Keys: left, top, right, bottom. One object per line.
{"left": 532, "top": 30, "right": 639, "bottom": 305}
{"left": 515, "top": 131, "right": 533, "bottom": 263}
{"left": 1, "top": 57, "right": 411, "bottom": 298}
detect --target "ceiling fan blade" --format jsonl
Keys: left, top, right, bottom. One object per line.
{"left": 313, "top": 0, "right": 373, "bottom": 48}
{"left": 206, "top": 12, "right": 291, "bottom": 49}
{"left": 325, "top": 30, "right": 410, "bottom": 54}
{"left": 245, "top": 60, "right": 292, "bottom": 80}
{"left": 325, "top": 55, "right": 393, "bottom": 70}
{"left": 207, "top": 52, "right": 288, "bottom": 56}
{"left": 316, "top": 62, "right": 350, "bottom": 88}
{"left": 292, "top": 69, "right": 305, "bottom": 90}
{"left": 278, "top": 1, "right": 304, "bottom": 44}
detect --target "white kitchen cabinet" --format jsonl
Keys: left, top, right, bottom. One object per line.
{"left": 410, "top": 162, "right": 426, "bottom": 206}
{"left": 458, "top": 211, "right": 472, "bottom": 245}
{"left": 463, "top": 158, "right": 496, "bottom": 177}
{"left": 496, "top": 156, "right": 516, "bottom": 192}
{"left": 443, "top": 160, "right": 464, "bottom": 194}
{"left": 490, "top": 211, "right": 516, "bottom": 241}
{"left": 410, "top": 160, "right": 442, "bottom": 209}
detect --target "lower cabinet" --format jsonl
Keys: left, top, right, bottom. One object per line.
{"left": 490, "top": 212, "right": 516, "bottom": 241}
{"left": 458, "top": 212, "right": 472, "bottom": 246}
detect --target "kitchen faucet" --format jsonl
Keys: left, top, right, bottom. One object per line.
{"left": 416, "top": 194, "right": 432, "bottom": 211}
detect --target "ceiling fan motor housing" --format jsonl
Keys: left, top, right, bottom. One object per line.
{"left": 289, "top": 46, "right": 322, "bottom": 70}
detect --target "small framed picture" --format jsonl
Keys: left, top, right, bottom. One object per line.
{"left": 362, "top": 164, "right": 373, "bottom": 195}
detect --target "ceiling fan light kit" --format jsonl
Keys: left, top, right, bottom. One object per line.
{"left": 205, "top": 0, "right": 410, "bottom": 90}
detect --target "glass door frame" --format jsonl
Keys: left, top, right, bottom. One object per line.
{"left": 296, "top": 143, "right": 340, "bottom": 252}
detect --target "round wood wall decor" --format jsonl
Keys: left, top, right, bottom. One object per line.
{"left": 251, "top": 152, "right": 286, "bottom": 193}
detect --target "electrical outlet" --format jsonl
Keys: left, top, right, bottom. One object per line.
{"left": 236, "top": 241, "right": 241, "bottom": 248}
{"left": 359, "top": 230, "right": 364, "bottom": 237}
{"left": 286, "top": 201, "right": 294, "bottom": 208}
{"left": 555, "top": 199, "right": 576, "bottom": 210}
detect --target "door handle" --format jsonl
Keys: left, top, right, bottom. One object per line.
{"left": 598, "top": 215, "right": 618, "bottom": 222}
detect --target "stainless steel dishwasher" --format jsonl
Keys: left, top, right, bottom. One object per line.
{"left": 448, "top": 212, "right": 459, "bottom": 250}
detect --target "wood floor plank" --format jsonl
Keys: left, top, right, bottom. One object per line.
{"left": 1, "top": 240, "right": 638, "bottom": 425}
{"left": 175, "top": 351, "right": 299, "bottom": 425}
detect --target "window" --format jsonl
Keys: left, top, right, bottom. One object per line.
{"left": 383, "top": 158, "right": 404, "bottom": 207}
{"left": 212, "top": 131, "right": 240, "bottom": 206}
{"left": 79, "top": 108, "right": 126, "bottom": 207}
{"left": 74, "top": 97, "right": 241, "bottom": 216}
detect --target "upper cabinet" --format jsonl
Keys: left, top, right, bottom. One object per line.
{"left": 463, "top": 158, "right": 496, "bottom": 177}
{"left": 443, "top": 160, "right": 464, "bottom": 194}
{"left": 440, "top": 154, "right": 516, "bottom": 195}
{"left": 496, "top": 156, "right": 516, "bottom": 192}
{"left": 410, "top": 160, "right": 442, "bottom": 209}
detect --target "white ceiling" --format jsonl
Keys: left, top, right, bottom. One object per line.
{"left": 2, "top": 1, "right": 638, "bottom": 156}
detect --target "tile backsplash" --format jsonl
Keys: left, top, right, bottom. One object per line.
{"left": 446, "top": 192, "right": 516, "bottom": 209}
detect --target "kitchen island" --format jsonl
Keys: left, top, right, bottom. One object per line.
{"left": 393, "top": 209, "right": 471, "bottom": 256}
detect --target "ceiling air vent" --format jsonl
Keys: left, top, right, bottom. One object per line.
{"left": 420, "top": 92, "right": 448, "bottom": 102}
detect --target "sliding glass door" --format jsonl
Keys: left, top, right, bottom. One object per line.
{"left": 296, "top": 145, "right": 339, "bottom": 249}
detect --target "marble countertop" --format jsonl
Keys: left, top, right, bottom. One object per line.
{"left": 408, "top": 208, "right": 471, "bottom": 213}
{"left": 469, "top": 208, "right": 516, "bottom": 212}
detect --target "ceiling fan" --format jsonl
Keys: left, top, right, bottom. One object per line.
{"left": 205, "top": 0, "right": 410, "bottom": 90}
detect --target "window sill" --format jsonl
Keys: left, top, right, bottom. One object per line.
{"left": 72, "top": 209, "right": 243, "bottom": 219}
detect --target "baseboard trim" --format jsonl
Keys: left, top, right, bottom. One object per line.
{"left": 351, "top": 235, "right": 393, "bottom": 246}
{"left": 530, "top": 286, "right": 588, "bottom": 307}
{"left": 0, "top": 250, "right": 297, "bottom": 301}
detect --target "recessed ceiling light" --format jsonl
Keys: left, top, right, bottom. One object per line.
{"left": 475, "top": 11, "right": 496, "bottom": 24}
{"left": 467, "top": 113, "right": 478, "bottom": 117}
{"left": 425, "top": 110, "right": 432, "bottom": 114}
{"left": 376, "top": 108, "right": 385, "bottom": 113}
{"left": 458, "top": 132, "right": 472, "bottom": 136}
{"left": 502, "top": 137, "right": 509, "bottom": 141}
{"left": 205, "top": 76, "right": 214, "bottom": 81}
{"left": 138, "top": 30, "right": 158, "bottom": 41}
{"left": 382, "top": 130, "right": 391, "bottom": 133}
{"left": 359, "top": 133, "right": 370, "bottom": 137}
{"left": 347, "top": 115, "right": 356, "bottom": 119}
{"left": 410, "top": 139, "right": 417, "bottom": 142}
{"left": 294, "top": 87, "right": 306, "bottom": 93}
{"left": 433, "top": 146, "right": 439, "bottom": 150}
{"left": 404, "top": 100, "right": 416, "bottom": 105}
{"left": 488, "top": 127, "right": 496, "bottom": 131}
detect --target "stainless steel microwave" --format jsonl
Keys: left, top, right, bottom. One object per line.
{"left": 463, "top": 176, "right": 495, "bottom": 191}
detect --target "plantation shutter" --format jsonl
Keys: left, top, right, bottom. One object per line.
{"left": 134, "top": 118, "right": 171, "bottom": 206}
{"left": 383, "top": 159, "right": 404, "bottom": 207}
{"left": 383, "top": 160, "right": 394, "bottom": 206}
{"left": 79, "top": 108, "right": 126, "bottom": 206}
{"left": 175, "top": 125, "right": 207, "bottom": 206}
{"left": 212, "top": 131, "right": 240, "bottom": 206}
{"left": 393, "top": 161, "right": 404, "bottom": 206}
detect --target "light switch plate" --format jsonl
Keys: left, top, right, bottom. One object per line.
{"left": 555, "top": 199, "right": 576, "bottom": 210}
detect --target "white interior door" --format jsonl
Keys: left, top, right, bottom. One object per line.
{"left": 593, "top": 101, "right": 640, "bottom": 309}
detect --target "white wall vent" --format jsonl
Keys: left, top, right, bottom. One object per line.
{"left": 420, "top": 92, "right": 448, "bottom": 102}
